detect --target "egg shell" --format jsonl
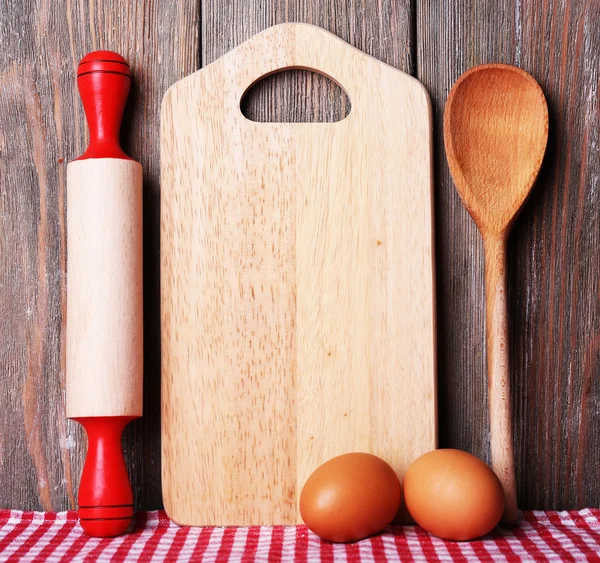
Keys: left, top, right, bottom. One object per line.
{"left": 300, "top": 453, "right": 402, "bottom": 543}
{"left": 404, "top": 449, "right": 505, "bottom": 541}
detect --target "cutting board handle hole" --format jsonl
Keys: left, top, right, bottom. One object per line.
{"left": 241, "top": 69, "right": 351, "bottom": 123}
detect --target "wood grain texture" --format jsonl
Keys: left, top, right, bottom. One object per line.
{"left": 0, "top": 0, "right": 198, "bottom": 510}
{"left": 1, "top": 0, "right": 599, "bottom": 511}
{"left": 417, "top": 0, "right": 600, "bottom": 509}
{"left": 66, "top": 159, "right": 143, "bottom": 418}
{"left": 482, "top": 233, "right": 518, "bottom": 523}
{"left": 202, "top": 0, "right": 413, "bottom": 122}
{"left": 161, "top": 23, "right": 435, "bottom": 525}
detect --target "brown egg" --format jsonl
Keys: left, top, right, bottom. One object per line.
{"left": 404, "top": 449, "right": 505, "bottom": 541}
{"left": 299, "top": 453, "right": 402, "bottom": 543}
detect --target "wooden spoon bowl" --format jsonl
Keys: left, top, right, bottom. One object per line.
{"left": 445, "top": 65, "right": 548, "bottom": 235}
{"left": 444, "top": 64, "right": 548, "bottom": 525}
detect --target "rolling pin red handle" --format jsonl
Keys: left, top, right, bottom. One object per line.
{"left": 76, "top": 50, "right": 133, "bottom": 161}
{"left": 73, "top": 416, "right": 137, "bottom": 537}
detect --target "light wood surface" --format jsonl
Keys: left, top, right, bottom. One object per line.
{"left": 161, "top": 22, "right": 436, "bottom": 526}
{"left": 444, "top": 64, "right": 549, "bottom": 525}
{"left": 66, "top": 159, "right": 144, "bottom": 418}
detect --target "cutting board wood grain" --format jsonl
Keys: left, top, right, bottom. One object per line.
{"left": 161, "top": 23, "right": 436, "bottom": 526}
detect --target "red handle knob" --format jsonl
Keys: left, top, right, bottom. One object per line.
{"left": 74, "top": 417, "right": 136, "bottom": 537}
{"left": 76, "top": 50, "right": 133, "bottom": 160}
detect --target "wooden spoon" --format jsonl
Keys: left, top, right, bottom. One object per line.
{"left": 443, "top": 64, "right": 548, "bottom": 525}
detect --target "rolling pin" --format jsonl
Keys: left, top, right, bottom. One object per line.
{"left": 66, "top": 51, "right": 143, "bottom": 537}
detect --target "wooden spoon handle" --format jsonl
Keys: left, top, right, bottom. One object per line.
{"left": 483, "top": 233, "right": 519, "bottom": 526}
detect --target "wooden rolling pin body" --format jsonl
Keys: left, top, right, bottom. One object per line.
{"left": 66, "top": 51, "right": 143, "bottom": 538}
{"left": 66, "top": 159, "right": 143, "bottom": 418}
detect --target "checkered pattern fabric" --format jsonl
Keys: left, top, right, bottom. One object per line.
{"left": 0, "top": 509, "right": 598, "bottom": 561}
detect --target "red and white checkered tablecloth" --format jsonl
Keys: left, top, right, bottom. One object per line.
{"left": 0, "top": 509, "right": 598, "bottom": 562}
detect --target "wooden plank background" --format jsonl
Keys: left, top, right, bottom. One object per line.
{"left": 0, "top": 0, "right": 597, "bottom": 511}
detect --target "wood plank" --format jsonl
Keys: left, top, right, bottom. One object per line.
{"left": 1, "top": 0, "right": 598, "bottom": 512}
{"left": 417, "top": 0, "right": 600, "bottom": 509}
{"left": 0, "top": 0, "right": 198, "bottom": 510}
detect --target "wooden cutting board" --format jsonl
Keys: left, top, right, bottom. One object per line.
{"left": 161, "top": 23, "right": 436, "bottom": 526}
